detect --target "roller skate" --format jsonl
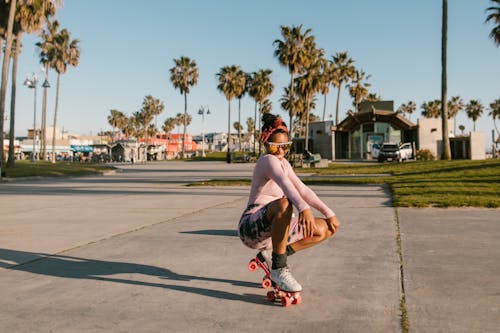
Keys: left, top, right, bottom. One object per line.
{"left": 267, "top": 266, "right": 302, "bottom": 307}
{"left": 247, "top": 249, "right": 272, "bottom": 289}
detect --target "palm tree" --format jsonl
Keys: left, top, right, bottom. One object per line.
{"left": 274, "top": 24, "right": 315, "bottom": 138}
{"left": 0, "top": 0, "right": 16, "bottom": 167}
{"left": 216, "top": 65, "right": 244, "bottom": 163}
{"left": 331, "top": 51, "right": 355, "bottom": 125}
{"left": 458, "top": 124, "right": 465, "bottom": 135}
{"left": 447, "top": 96, "right": 464, "bottom": 134}
{"left": 107, "top": 109, "right": 126, "bottom": 142}
{"left": 318, "top": 57, "right": 334, "bottom": 121}
{"left": 169, "top": 56, "right": 198, "bottom": 158}
{"left": 6, "top": 1, "right": 56, "bottom": 166}
{"left": 441, "top": 0, "right": 451, "bottom": 160}
{"left": 347, "top": 69, "right": 371, "bottom": 112}
{"left": 247, "top": 69, "right": 273, "bottom": 153}
{"left": 365, "top": 93, "right": 382, "bottom": 102}
{"left": 465, "top": 100, "right": 484, "bottom": 131}
{"left": 489, "top": 98, "right": 500, "bottom": 137}
{"left": 43, "top": 26, "right": 80, "bottom": 163}
{"left": 486, "top": 0, "right": 500, "bottom": 47}
{"left": 421, "top": 100, "right": 442, "bottom": 118}
{"left": 296, "top": 48, "right": 324, "bottom": 151}
{"left": 396, "top": 101, "right": 416, "bottom": 120}
{"left": 37, "top": 19, "right": 59, "bottom": 160}
{"left": 141, "top": 95, "right": 164, "bottom": 141}
{"left": 234, "top": 69, "right": 247, "bottom": 152}
{"left": 162, "top": 117, "right": 176, "bottom": 134}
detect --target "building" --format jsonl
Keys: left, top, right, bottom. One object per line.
{"left": 308, "top": 100, "right": 485, "bottom": 161}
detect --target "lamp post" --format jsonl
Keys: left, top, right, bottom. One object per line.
{"left": 198, "top": 106, "right": 210, "bottom": 157}
{"left": 24, "top": 73, "right": 38, "bottom": 162}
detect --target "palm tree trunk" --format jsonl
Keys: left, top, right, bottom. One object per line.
{"left": 41, "top": 63, "right": 49, "bottom": 161}
{"left": 441, "top": 0, "right": 451, "bottom": 160}
{"left": 253, "top": 101, "right": 257, "bottom": 154}
{"left": 0, "top": 0, "right": 16, "bottom": 167}
{"left": 322, "top": 93, "right": 327, "bottom": 121}
{"left": 227, "top": 100, "right": 231, "bottom": 163}
{"left": 7, "top": 32, "right": 21, "bottom": 167}
{"left": 182, "top": 92, "right": 187, "bottom": 158}
{"left": 335, "top": 80, "right": 343, "bottom": 125}
{"left": 51, "top": 73, "right": 61, "bottom": 163}
{"left": 238, "top": 98, "right": 242, "bottom": 152}
{"left": 304, "top": 95, "right": 311, "bottom": 152}
{"left": 289, "top": 73, "right": 295, "bottom": 138}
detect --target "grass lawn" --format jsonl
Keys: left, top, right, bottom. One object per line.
{"left": 2, "top": 160, "right": 115, "bottom": 178}
{"left": 191, "top": 159, "right": 500, "bottom": 208}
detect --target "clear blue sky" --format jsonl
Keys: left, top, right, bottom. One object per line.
{"left": 12, "top": 0, "right": 500, "bottom": 149}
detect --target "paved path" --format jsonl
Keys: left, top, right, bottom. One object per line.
{"left": 0, "top": 161, "right": 498, "bottom": 332}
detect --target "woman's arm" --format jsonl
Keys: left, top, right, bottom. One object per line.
{"left": 285, "top": 160, "right": 335, "bottom": 218}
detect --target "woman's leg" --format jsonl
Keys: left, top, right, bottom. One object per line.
{"left": 289, "top": 217, "right": 334, "bottom": 252}
{"left": 265, "top": 197, "right": 293, "bottom": 255}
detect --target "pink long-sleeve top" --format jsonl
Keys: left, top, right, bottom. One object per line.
{"left": 247, "top": 154, "right": 335, "bottom": 218}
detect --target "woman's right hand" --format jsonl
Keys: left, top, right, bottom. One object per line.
{"left": 299, "top": 209, "right": 315, "bottom": 238}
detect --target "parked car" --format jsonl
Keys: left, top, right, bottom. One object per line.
{"left": 399, "top": 143, "right": 413, "bottom": 160}
{"left": 371, "top": 143, "right": 381, "bottom": 159}
{"left": 377, "top": 143, "right": 403, "bottom": 162}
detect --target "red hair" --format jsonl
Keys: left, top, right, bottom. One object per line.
{"left": 260, "top": 116, "right": 288, "bottom": 144}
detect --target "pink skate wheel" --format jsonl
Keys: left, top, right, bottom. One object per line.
{"left": 281, "top": 296, "right": 292, "bottom": 307}
{"left": 261, "top": 278, "right": 272, "bottom": 289}
{"left": 248, "top": 260, "right": 258, "bottom": 272}
{"left": 292, "top": 295, "right": 302, "bottom": 305}
{"left": 267, "top": 291, "right": 276, "bottom": 302}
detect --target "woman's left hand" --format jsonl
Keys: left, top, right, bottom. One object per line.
{"left": 299, "top": 208, "right": 315, "bottom": 238}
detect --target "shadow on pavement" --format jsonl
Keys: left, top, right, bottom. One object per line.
{"left": 179, "top": 229, "right": 239, "bottom": 237}
{"left": 0, "top": 248, "right": 267, "bottom": 306}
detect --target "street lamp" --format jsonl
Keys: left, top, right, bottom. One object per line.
{"left": 198, "top": 106, "right": 210, "bottom": 157}
{"left": 23, "top": 73, "right": 38, "bottom": 162}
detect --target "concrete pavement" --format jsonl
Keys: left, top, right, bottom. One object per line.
{"left": 0, "top": 161, "right": 498, "bottom": 332}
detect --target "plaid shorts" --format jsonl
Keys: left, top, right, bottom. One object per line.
{"left": 238, "top": 202, "right": 304, "bottom": 250}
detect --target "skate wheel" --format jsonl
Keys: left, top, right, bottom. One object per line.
{"left": 292, "top": 295, "right": 302, "bottom": 305}
{"left": 267, "top": 291, "right": 276, "bottom": 302}
{"left": 248, "top": 260, "right": 258, "bottom": 272}
{"left": 262, "top": 278, "right": 272, "bottom": 289}
{"left": 281, "top": 296, "right": 292, "bottom": 307}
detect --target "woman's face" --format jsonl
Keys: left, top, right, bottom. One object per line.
{"left": 265, "top": 132, "right": 292, "bottom": 159}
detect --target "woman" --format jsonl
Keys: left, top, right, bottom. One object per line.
{"left": 238, "top": 113, "right": 340, "bottom": 292}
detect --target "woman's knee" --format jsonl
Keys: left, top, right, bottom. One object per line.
{"left": 315, "top": 219, "right": 333, "bottom": 240}
{"left": 269, "top": 198, "right": 292, "bottom": 220}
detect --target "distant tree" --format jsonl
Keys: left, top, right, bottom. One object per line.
{"left": 486, "top": 0, "right": 500, "bottom": 47}
{"left": 108, "top": 109, "right": 126, "bottom": 141}
{"left": 216, "top": 65, "right": 244, "bottom": 163}
{"left": 233, "top": 121, "right": 244, "bottom": 150}
{"left": 169, "top": 56, "right": 198, "bottom": 158}
{"left": 162, "top": 117, "right": 176, "bottom": 134}
{"left": 421, "top": 100, "right": 442, "bottom": 118}
{"left": 347, "top": 69, "right": 371, "bottom": 112}
{"left": 397, "top": 101, "right": 416, "bottom": 120}
{"left": 458, "top": 124, "right": 465, "bottom": 135}
{"left": 331, "top": 51, "right": 356, "bottom": 125}
{"left": 447, "top": 95, "right": 464, "bottom": 134}
{"left": 246, "top": 69, "right": 273, "bottom": 154}
{"left": 234, "top": 69, "right": 247, "bottom": 152}
{"left": 465, "top": 100, "right": 484, "bottom": 131}
{"left": 489, "top": 98, "right": 500, "bottom": 136}
{"left": 46, "top": 26, "right": 81, "bottom": 163}
{"left": 365, "top": 93, "right": 382, "bottom": 102}
{"left": 296, "top": 47, "right": 324, "bottom": 151}
{"left": 274, "top": 24, "right": 315, "bottom": 137}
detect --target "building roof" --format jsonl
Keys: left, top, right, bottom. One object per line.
{"left": 336, "top": 107, "right": 417, "bottom": 132}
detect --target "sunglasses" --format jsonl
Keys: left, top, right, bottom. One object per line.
{"left": 266, "top": 141, "right": 293, "bottom": 154}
